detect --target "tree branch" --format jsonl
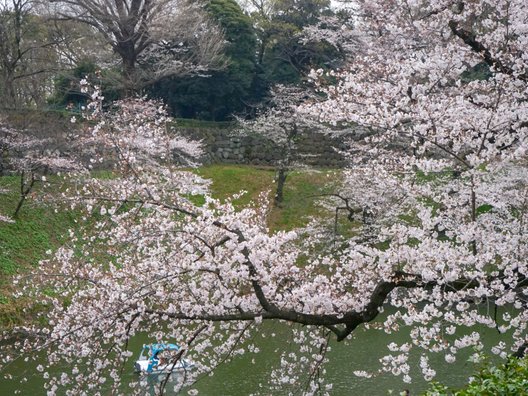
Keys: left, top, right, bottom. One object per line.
{"left": 449, "top": 20, "right": 527, "bottom": 82}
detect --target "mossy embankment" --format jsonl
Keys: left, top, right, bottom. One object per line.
{"left": 0, "top": 175, "right": 79, "bottom": 326}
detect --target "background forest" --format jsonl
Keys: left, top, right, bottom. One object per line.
{"left": 0, "top": 0, "right": 348, "bottom": 121}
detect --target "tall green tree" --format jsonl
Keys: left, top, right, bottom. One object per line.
{"left": 49, "top": 60, "right": 120, "bottom": 108}
{"left": 151, "top": 0, "right": 258, "bottom": 120}
{"left": 244, "top": 0, "right": 338, "bottom": 85}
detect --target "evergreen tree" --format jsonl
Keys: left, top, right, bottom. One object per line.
{"left": 151, "top": 0, "right": 258, "bottom": 120}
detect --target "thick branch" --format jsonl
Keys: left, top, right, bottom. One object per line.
{"left": 146, "top": 270, "right": 527, "bottom": 342}
{"left": 449, "top": 20, "right": 527, "bottom": 82}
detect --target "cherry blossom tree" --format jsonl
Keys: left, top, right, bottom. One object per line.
{"left": 2, "top": 1, "right": 528, "bottom": 394}
{"left": 299, "top": 14, "right": 363, "bottom": 58}
{"left": 302, "top": 0, "right": 528, "bottom": 375}
{"left": 240, "top": 84, "right": 325, "bottom": 206}
{"left": 0, "top": 119, "right": 83, "bottom": 218}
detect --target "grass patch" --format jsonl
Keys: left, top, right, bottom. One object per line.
{"left": 415, "top": 169, "right": 456, "bottom": 184}
{"left": 195, "top": 165, "right": 344, "bottom": 232}
{"left": 195, "top": 164, "right": 275, "bottom": 207}
{"left": 268, "top": 170, "right": 341, "bottom": 232}
{"left": 0, "top": 176, "right": 77, "bottom": 274}
{"left": 0, "top": 175, "right": 79, "bottom": 327}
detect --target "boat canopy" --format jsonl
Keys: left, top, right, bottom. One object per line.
{"left": 135, "top": 342, "right": 196, "bottom": 374}
{"left": 143, "top": 343, "right": 181, "bottom": 356}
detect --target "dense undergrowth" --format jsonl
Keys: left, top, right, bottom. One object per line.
{"left": 426, "top": 356, "right": 528, "bottom": 396}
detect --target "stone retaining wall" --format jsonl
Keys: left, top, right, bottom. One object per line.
{"left": 1, "top": 110, "right": 360, "bottom": 171}
{"left": 178, "top": 126, "right": 354, "bottom": 168}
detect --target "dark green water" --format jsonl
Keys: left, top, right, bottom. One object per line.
{"left": 0, "top": 320, "right": 509, "bottom": 395}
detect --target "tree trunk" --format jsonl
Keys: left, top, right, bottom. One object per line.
{"left": 1, "top": 71, "right": 17, "bottom": 109}
{"left": 470, "top": 179, "right": 477, "bottom": 255}
{"left": 13, "top": 171, "right": 36, "bottom": 218}
{"left": 257, "top": 37, "right": 267, "bottom": 65}
{"left": 274, "top": 167, "right": 287, "bottom": 207}
{"left": 117, "top": 43, "right": 138, "bottom": 95}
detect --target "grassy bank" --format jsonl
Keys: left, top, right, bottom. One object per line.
{"left": 195, "top": 165, "right": 341, "bottom": 231}
{"left": 0, "top": 176, "right": 79, "bottom": 325}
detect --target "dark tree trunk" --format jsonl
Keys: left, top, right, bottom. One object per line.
{"left": 274, "top": 166, "right": 287, "bottom": 207}
{"left": 117, "top": 42, "right": 139, "bottom": 95}
{"left": 3, "top": 76, "right": 17, "bottom": 108}
{"left": 13, "top": 170, "right": 36, "bottom": 218}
